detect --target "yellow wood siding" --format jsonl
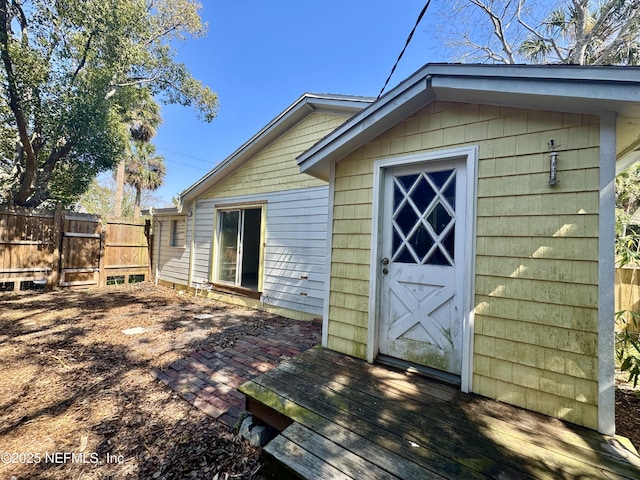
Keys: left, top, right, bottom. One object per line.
{"left": 328, "top": 151, "right": 373, "bottom": 358}
{"left": 329, "top": 100, "right": 601, "bottom": 429}
{"left": 201, "top": 113, "right": 343, "bottom": 198}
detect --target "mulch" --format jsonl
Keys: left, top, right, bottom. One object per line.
{"left": 0, "top": 283, "right": 320, "bottom": 479}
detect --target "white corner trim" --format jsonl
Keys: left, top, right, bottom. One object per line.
{"left": 461, "top": 146, "right": 479, "bottom": 394}
{"left": 598, "top": 111, "right": 617, "bottom": 435}
{"left": 322, "top": 161, "right": 336, "bottom": 349}
{"left": 367, "top": 162, "right": 385, "bottom": 363}
{"left": 368, "top": 146, "right": 479, "bottom": 389}
{"left": 188, "top": 202, "right": 196, "bottom": 287}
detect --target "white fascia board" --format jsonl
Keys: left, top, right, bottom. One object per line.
{"left": 146, "top": 206, "right": 180, "bottom": 217}
{"left": 298, "top": 64, "right": 640, "bottom": 179}
{"left": 179, "top": 93, "right": 372, "bottom": 203}
{"left": 617, "top": 149, "right": 640, "bottom": 175}
{"left": 430, "top": 75, "right": 640, "bottom": 117}
{"left": 299, "top": 79, "right": 435, "bottom": 179}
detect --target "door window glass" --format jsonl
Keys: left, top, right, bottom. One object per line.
{"left": 392, "top": 169, "right": 456, "bottom": 266}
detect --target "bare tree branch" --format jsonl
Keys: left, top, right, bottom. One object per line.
{"left": 516, "top": 0, "right": 566, "bottom": 62}
{"left": 469, "top": 0, "right": 516, "bottom": 63}
{"left": 592, "top": 3, "right": 640, "bottom": 65}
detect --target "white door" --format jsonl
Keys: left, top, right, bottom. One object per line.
{"left": 378, "top": 159, "right": 467, "bottom": 377}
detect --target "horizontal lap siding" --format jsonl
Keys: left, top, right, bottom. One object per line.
{"left": 191, "top": 112, "right": 345, "bottom": 317}
{"left": 329, "top": 101, "right": 600, "bottom": 429}
{"left": 193, "top": 186, "right": 329, "bottom": 317}
{"left": 263, "top": 187, "right": 328, "bottom": 316}
{"left": 192, "top": 202, "right": 215, "bottom": 285}
{"left": 155, "top": 217, "right": 189, "bottom": 285}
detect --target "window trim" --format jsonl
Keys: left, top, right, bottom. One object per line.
{"left": 211, "top": 203, "right": 266, "bottom": 292}
{"left": 169, "top": 218, "right": 186, "bottom": 248}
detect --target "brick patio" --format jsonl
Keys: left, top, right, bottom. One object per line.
{"left": 151, "top": 318, "right": 321, "bottom": 427}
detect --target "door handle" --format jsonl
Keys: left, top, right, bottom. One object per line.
{"left": 381, "top": 258, "right": 389, "bottom": 265}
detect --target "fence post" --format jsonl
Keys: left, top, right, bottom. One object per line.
{"left": 51, "top": 205, "right": 63, "bottom": 288}
{"left": 145, "top": 219, "right": 152, "bottom": 283}
{"left": 98, "top": 220, "right": 106, "bottom": 287}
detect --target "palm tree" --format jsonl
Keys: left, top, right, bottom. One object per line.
{"left": 125, "top": 141, "right": 166, "bottom": 218}
{"left": 115, "top": 88, "right": 163, "bottom": 217}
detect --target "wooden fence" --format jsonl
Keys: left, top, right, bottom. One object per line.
{"left": 616, "top": 267, "right": 640, "bottom": 333}
{"left": 0, "top": 207, "right": 150, "bottom": 292}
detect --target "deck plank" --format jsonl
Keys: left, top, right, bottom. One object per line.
{"left": 240, "top": 348, "right": 640, "bottom": 480}
{"left": 278, "top": 422, "right": 401, "bottom": 480}
{"left": 259, "top": 359, "right": 545, "bottom": 479}
{"left": 265, "top": 433, "right": 352, "bottom": 480}
{"left": 250, "top": 370, "right": 495, "bottom": 479}
{"left": 241, "top": 381, "right": 447, "bottom": 480}
{"left": 295, "top": 348, "right": 640, "bottom": 477}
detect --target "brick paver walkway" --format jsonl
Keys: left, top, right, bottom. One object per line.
{"left": 151, "top": 319, "right": 321, "bottom": 427}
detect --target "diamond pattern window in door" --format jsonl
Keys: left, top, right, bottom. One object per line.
{"left": 392, "top": 169, "right": 456, "bottom": 266}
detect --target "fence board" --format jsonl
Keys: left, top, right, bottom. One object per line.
{"left": 0, "top": 207, "right": 150, "bottom": 291}
{"left": 616, "top": 267, "right": 640, "bottom": 333}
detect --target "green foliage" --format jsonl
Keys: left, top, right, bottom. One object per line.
{"left": 443, "top": 0, "right": 640, "bottom": 65}
{"left": 615, "top": 162, "right": 640, "bottom": 387}
{"left": 0, "top": 0, "right": 218, "bottom": 208}
{"left": 616, "top": 311, "right": 640, "bottom": 387}
{"left": 124, "top": 141, "right": 166, "bottom": 217}
{"left": 78, "top": 178, "right": 134, "bottom": 218}
{"left": 78, "top": 173, "right": 165, "bottom": 218}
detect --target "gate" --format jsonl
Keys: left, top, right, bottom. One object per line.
{"left": 0, "top": 207, "right": 150, "bottom": 291}
{"left": 59, "top": 213, "right": 102, "bottom": 287}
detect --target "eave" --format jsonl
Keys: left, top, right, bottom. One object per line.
{"left": 297, "top": 63, "right": 640, "bottom": 180}
{"left": 178, "top": 93, "right": 373, "bottom": 211}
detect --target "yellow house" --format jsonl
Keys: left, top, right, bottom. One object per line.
{"left": 297, "top": 64, "right": 640, "bottom": 434}
{"left": 149, "top": 93, "right": 371, "bottom": 320}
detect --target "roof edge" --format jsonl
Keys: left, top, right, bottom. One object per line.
{"left": 179, "top": 93, "right": 373, "bottom": 205}
{"left": 297, "top": 63, "right": 640, "bottom": 179}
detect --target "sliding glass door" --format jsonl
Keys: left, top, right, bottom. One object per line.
{"left": 215, "top": 207, "right": 262, "bottom": 290}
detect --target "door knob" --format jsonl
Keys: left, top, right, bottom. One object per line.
{"left": 381, "top": 258, "right": 389, "bottom": 265}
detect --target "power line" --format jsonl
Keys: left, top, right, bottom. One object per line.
{"left": 156, "top": 147, "right": 212, "bottom": 165}
{"left": 378, "top": 0, "right": 433, "bottom": 99}
{"left": 164, "top": 158, "right": 209, "bottom": 171}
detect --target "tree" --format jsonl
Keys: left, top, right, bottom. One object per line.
{"left": 0, "top": 0, "right": 218, "bottom": 208}
{"left": 438, "top": 0, "right": 640, "bottom": 65}
{"left": 78, "top": 173, "right": 166, "bottom": 218}
{"left": 124, "top": 141, "right": 166, "bottom": 218}
{"left": 115, "top": 87, "right": 163, "bottom": 217}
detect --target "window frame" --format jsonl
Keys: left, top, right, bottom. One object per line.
{"left": 211, "top": 203, "right": 266, "bottom": 292}
{"left": 169, "top": 218, "right": 186, "bottom": 248}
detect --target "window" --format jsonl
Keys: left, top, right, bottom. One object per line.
{"left": 215, "top": 207, "right": 263, "bottom": 290}
{"left": 170, "top": 219, "right": 185, "bottom": 247}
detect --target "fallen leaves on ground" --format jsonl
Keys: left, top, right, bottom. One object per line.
{"left": 0, "top": 283, "right": 269, "bottom": 479}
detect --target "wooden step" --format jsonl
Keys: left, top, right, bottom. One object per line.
{"left": 264, "top": 422, "right": 405, "bottom": 480}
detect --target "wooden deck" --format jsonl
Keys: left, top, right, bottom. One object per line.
{"left": 238, "top": 347, "right": 640, "bottom": 480}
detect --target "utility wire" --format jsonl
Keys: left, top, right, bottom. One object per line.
{"left": 164, "top": 158, "right": 209, "bottom": 171}
{"left": 378, "top": 0, "right": 432, "bottom": 99}
{"left": 156, "top": 147, "right": 212, "bottom": 165}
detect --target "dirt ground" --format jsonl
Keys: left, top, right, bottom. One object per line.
{"left": 1, "top": 283, "right": 639, "bottom": 480}
{"left": 0, "top": 283, "right": 272, "bottom": 480}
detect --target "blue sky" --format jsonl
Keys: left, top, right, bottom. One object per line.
{"left": 151, "top": 1, "right": 451, "bottom": 205}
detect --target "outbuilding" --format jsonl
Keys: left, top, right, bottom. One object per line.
{"left": 297, "top": 63, "right": 640, "bottom": 433}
